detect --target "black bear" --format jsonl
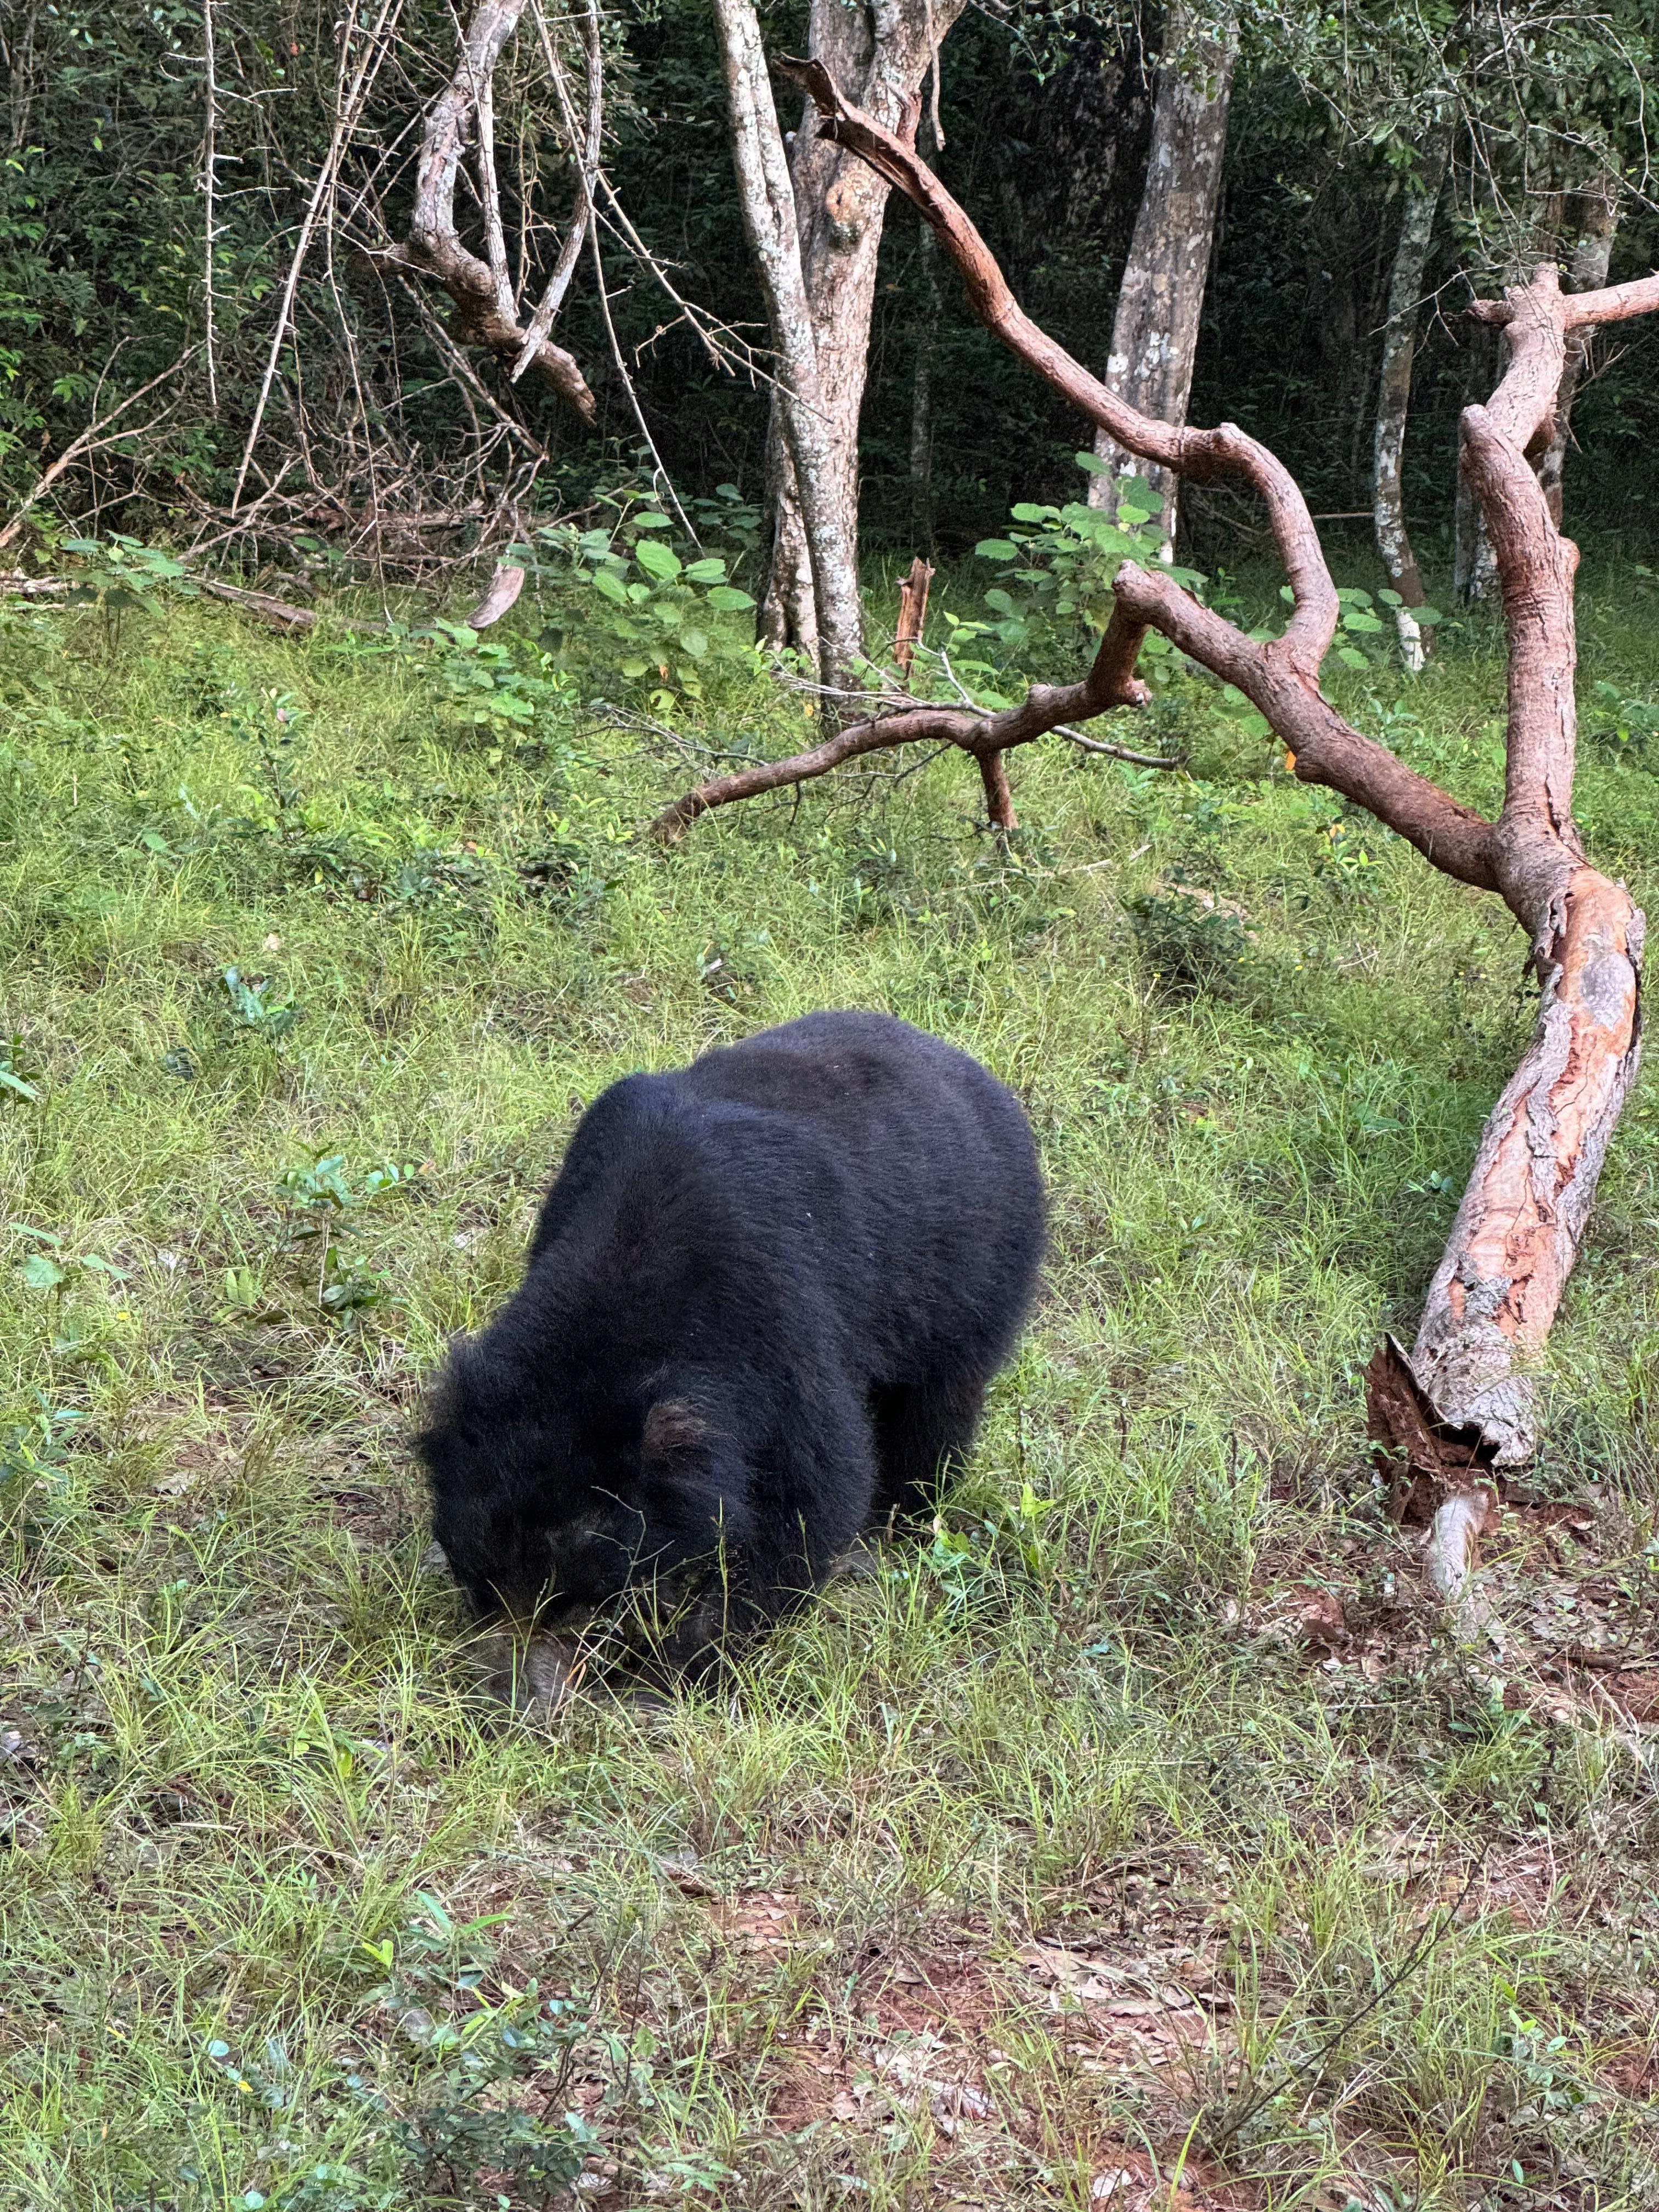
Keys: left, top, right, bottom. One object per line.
{"left": 417, "top": 1009, "right": 1044, "bottom": 1682}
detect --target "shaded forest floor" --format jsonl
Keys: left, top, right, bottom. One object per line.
{"left": 3, "top": 556, "right": 1659, "bottom": 2211}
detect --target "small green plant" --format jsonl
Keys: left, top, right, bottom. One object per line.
{"left": 221, "top": 967, "right": 304, "bottom": 1043}
{"left": 59, "top": 532, "right": 197, "bottom": 649}
{"left": 0, "top": 1030, "right": 41, "bottom": 1101}
{"left": 10, "top": 1224, "right": 129, "bottom": 1300}
{"left": 0, "top": 1391, "right": 84, "bottom": 1490}
{"left": 227, "top": 687, "right": 309, "bottom": 843}
{"left": 1126, "top": 884, "right": 1252, "bottom": 996}
{"left": 421, "top": 617, "right": 579, "bottom": 755}
{"left": 272, "top": 1149, "right": 427, "bottom": 1321}
{"left": 357, "top": 1897, "right": 598, "bottom": 2205}
{"left": 969, "top": 457, "right": 1194, "bottom": 648}
{"left": 1585, "top": 678, "right": 1659, "bottom": 758}
{"left": 541, "top": 490, "right": 760, "bottom": 708}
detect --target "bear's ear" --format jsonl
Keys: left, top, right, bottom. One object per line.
{"left": 641, "top": 1398, "right": 712, "bottom": 1468}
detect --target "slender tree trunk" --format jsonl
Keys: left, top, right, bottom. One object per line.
{"left": 910, "top": 213, "right": 940, "bottom": 551}
{"left": 1373, "top": 125, "right": 1450, "bottom": 672}
{"left": 710, "top": 0, "right": 865, "bottom": 691}
{"left": 1537, "top": 184, "right": 1619, "bottom": 526}
{"left": 759, "top": 0, "right": 967, "bottom": 653}
{"left": 1087, "top": 2, "right": 1236, "bottom": 548}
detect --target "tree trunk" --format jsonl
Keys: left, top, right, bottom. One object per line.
{"left": 758, "top": 0, "right": 966, "bottom": 655}
{"left": 1537, "top": 185, "right": 1620, "bottom": 526}
{"left": 1454, "top": 317, "right": 1499, "bottom": 606}
{"left": 910, "top": 212, "right": 940, "bottom": 551}
{"left": 710, "top": 0, "right": 866, "bottom": 692}
{"left": 1373, "top": 125, "right": 1450, "bottom": 672}
{"left": 1086, "top": 2, "right": 1236, "bottom": 549}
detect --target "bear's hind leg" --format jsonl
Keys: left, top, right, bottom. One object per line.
{"left": 868, "top": 1375, "right": 988, "bottom": 1530}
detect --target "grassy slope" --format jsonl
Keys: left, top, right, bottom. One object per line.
{"left": 2, "top": 564, "right": 1658, "bottom": 2211}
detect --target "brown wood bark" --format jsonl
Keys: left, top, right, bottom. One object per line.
{"left": 893, "top": 556, "right": 934, "bottom": 681}
{"left": 1373, "top": 125, "right": 1450, "bottom": 672}
{"left": 758, "top": 0, "right": 966, "bottom": 656}
{"left": 1086, "top": 3, "right": 1235, "bottom": 546}
{"left": 757, "top": 65, "right": 1657, "bottom": 1520}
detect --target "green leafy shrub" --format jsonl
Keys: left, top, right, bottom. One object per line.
{"left": 1126, "top": 884, "right": 1252, "bottom": 996}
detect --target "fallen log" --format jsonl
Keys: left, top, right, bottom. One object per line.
{"left": 776, "top": 59, "right": 1655, "bottom": 1570}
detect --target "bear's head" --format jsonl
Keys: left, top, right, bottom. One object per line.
{"left": 414, "top": 1342, "right": 748, "bottom": 1659}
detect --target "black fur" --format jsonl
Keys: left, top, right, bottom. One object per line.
{"left": 416, "top": 1010, "right": 1044, "bottom": 1668}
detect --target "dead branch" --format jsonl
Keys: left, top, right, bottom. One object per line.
{"left": 0, "top": 350, "right": 194, "bottom": 554}
{"left": 232, "top": 0, "right": 407, "bottom": 509}
{"left": 375, "top": 0, "right": 596, "bottom": 422}
{"left": 648, "top": 605, "right": 1152, "bottom": 840}
{"left": 894, "top": 556, "right": 933, "bottom": 681}
{"left": 769, "top": 62, "right": 1657, "bottom": 1537}
{"left": 511, "top": 0, "right": 603, "bottom": 381}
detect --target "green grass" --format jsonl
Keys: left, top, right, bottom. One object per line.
{"left": 3, "top": 562, "right": 1659, "bottom": 2211}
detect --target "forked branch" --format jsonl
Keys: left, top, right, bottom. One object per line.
{"left": 755, "top": 60, "right": 1657, "bottom": 1539}
{"left": 378, "top": 0, "right": 597, "bottom": 422}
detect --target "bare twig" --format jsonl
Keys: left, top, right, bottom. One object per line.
{"left": 0, "top": 349, "right": 195, "bottom": 554}
{"left": 512, "top": 0, "right": 603, "bottom": 381}
{"left": 232, "top": 0, "right": 406, "bottom": 509}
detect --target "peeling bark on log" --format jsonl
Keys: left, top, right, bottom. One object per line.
{"left": 1537, "top": 187, "right": 1620, "bottom": 528}
{"left": 1086, "top": 2, "right": 1235, "bottom": 547}
{"left": 768, "top": 65, "right": 1656, "bottom": 1541}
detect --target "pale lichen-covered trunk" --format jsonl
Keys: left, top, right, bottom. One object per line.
{"left": 1372, "top": 126, "right": 1449, "bottom": 672}
{"left": 758, "top": 0, "right": 966, "bottom": 658}
{"left": 1537, "top": 187, "right": 1620, "bottom": 526}
{"left": 709, "top": 0, "right": 866, "bottom": 690}
{"left": 1086, "top": 2, "right": 1235, "bottom": 549}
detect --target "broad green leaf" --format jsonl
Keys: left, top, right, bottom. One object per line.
{"left": 683, "top": 557, "right": 727, "bottom": 583}
{"left": 974, "top": 539, "right": 1018, "bottom": 561}
{"left": 1336, "top": 646, "right": 1369, "bottom": 669}
{"left": 19, "top": 1254, "right": 66, "bottom": 1292}
{"left": 1074, "top": 451, "right": 1111, "bottom": 475}
{"left": 984, "top": 588, "right": 1018, "bottom": 615}
{"left": 1335, "top": 586, "right": 1374, "bottom": 605}
{"left": 590, "top": 567, "right": 629, "bottom": 605}
{"left": 1342, "top": 611, "right": 1385, "bottom": 633}
{"left": 1415, "top": 606, "right": 1444, "bottom": 626}
{"left": 679, "top": 628, "right": 709, "bottom": 660}
{"left": 706, "top": 585, "right": 755, "bottom": 611}
{"left": 630, "top": 511, "right": 673, "bottom": 529}
{"left": 619, "top": 658, "right": 650, "bottom": 679}
{"left": 0, "top": 1065, "right": 40, "bottom": 1101}
{"left": 1009, "top": 503, "right": 1057, "bottom": 523}
{"left": 634, "top": 539, "right": 682, "bottom": 581}
{"left": 1116, "top": 505, "right": 1151, "bottom": 527}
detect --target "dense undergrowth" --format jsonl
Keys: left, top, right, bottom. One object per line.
{"left": 2, "top": 543, "right": 1659, "bottom": 2210}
